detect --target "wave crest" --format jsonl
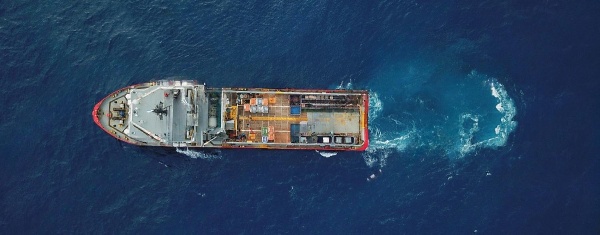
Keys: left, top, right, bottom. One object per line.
{"left": 487, "top": 76, "right": 518, "bottom": 146}
{"left": 176, "top": 148, "right": 222, "bottom": 160}
{"left": 315, "top": 150, "right": 337, "bottom": 158}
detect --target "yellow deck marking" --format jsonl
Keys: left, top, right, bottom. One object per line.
{"left": 240, "top": 129, "right": 290, "bottom": 133}
{"left": 360, "top": 106, "right": 365, "bottom": 129}
{"left": 239, "top": 116, "right": 308, "bottom": 121}
{"left": 230, "top": 106, "right": 238, "bottom": 131}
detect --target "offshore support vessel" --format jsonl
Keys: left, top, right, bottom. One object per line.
{"left": 92, "top": 80, "right": 369, "bottom": 151}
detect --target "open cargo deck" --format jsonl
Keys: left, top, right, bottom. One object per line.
{"left": 92, "top": 80, "right": 369, "bottom": 151}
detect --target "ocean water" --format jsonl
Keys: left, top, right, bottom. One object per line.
{"left": 1, "top": 0, "right": 599, "bottom": 234}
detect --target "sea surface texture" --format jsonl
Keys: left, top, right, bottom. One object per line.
{"left": 1, "top": 0, "right": 599, "bottom": 234}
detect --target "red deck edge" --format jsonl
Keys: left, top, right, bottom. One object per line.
{"left": 92, "top": 97, "right": 109, "bottom": 135}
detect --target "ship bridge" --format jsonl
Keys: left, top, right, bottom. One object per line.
{"left": 125, "top": 81, "right": 204, "bottom": 146}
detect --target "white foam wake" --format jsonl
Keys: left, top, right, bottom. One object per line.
{"left": 363, "top": 125, "right": 414, "bottom": 167}
{"left": 450, "top": 72, "right": 518, "bottom": 158}
{"left": 361, "top": 92, "right": 414, "bottom": 167}
{"left": 488, "top": 77, "right": 518, "bottom": 141}
{"left": 315, "top": 150, "right": 337, "bottom": 158}
{"left": 368, "top": 91, "right": 383, "bottom": 120}
{"left": 457, "top": 113, "right": 481, "bottom": 157}
{"left": 176, "top": 148, "right": 221, "bottom": 160}
{"left": 335, "top": 80, "right": 354, "bottom": 90}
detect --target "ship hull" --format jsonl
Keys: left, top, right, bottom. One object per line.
{"left": 93, "top": 80, "right": 369, "bottom": 151}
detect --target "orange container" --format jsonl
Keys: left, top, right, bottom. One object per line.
{"left": 244, "top": 104, "right": 250, "bottom": 112}
{"left": 268, "top": 97, "right": 276, "bottom": 104}
{"left": 250, "top": 98, "right": 257, "bottom": 105}
{"left": 268, "top": 126, "right": 275, "bottom": 140}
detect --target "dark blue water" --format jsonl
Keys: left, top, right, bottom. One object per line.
{"left": 2, "top": 0, "right": 599, "bottom": 234}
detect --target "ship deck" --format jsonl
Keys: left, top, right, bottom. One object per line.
{"left": 220, "top": 89, "right": 366, "bottom": 149}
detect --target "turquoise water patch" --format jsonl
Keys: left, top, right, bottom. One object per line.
{"left": 363, "top": 66, "right": 517, "bottom": 166}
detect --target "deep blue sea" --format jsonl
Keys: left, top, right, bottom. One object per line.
{"left": 1, "top": 0, "right": 599, "bottom": 234}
